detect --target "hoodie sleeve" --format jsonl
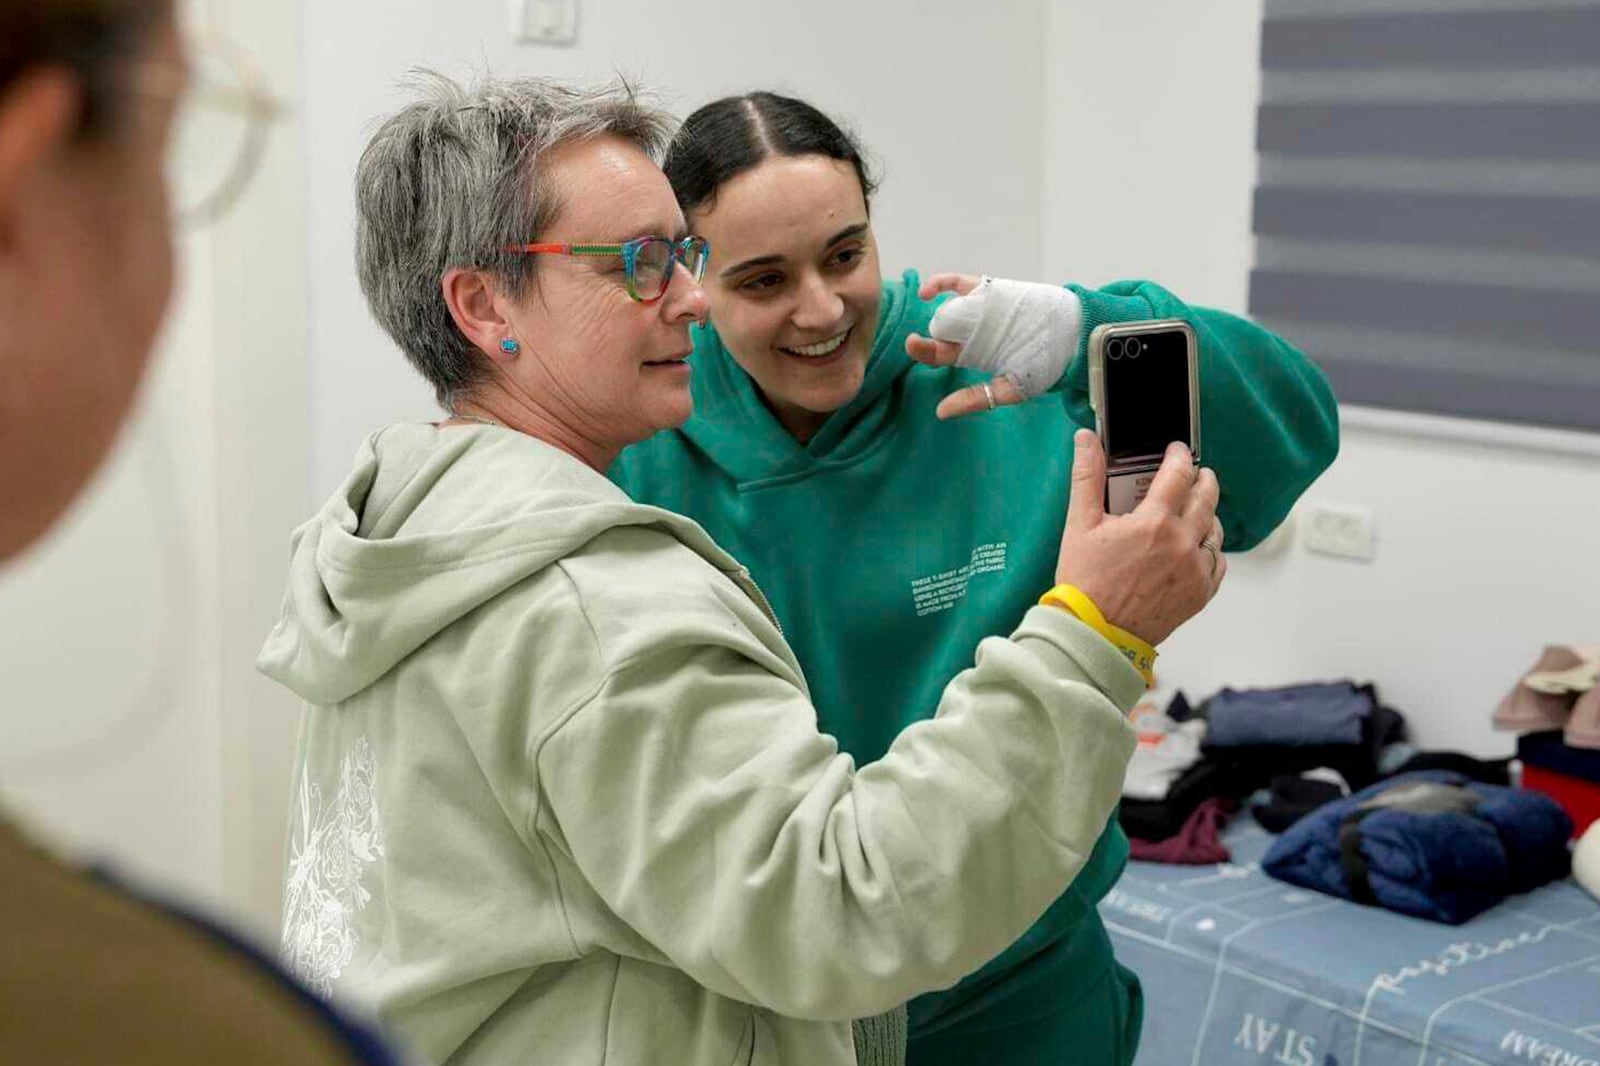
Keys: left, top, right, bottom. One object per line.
{"left": 1056, "top": 280, "right": 1339, "bottom": 551}
{"left": 534, "top": 601, "right": 1139, "bottom": 1022}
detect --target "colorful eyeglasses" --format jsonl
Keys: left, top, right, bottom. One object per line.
{"left": 503, "top": 235, "right": 710, "bottom": 303}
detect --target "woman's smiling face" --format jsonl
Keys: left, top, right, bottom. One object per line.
{"left": 689, "top": 154, "right": 881, "bottom": 442}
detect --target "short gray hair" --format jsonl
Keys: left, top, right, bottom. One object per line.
{"left": 354, "top": 71, "right": 675, "bottom": 408}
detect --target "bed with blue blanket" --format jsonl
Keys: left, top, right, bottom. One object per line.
{"left": 1102, "top": 820, "right": 1600, "bottom": 1066}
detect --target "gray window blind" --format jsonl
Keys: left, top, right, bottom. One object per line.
{"left": 1247, "top": 0, "right": 1600, "bottom": 432}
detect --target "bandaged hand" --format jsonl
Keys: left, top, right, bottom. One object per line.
{"left": 906, "top": 273, "right": 1084, "bottom": 419}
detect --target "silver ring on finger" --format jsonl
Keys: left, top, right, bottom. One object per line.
{"left": 1200, "top": 537, "right": 1221, "bottom": 579}
{"left": 982, "top": 381, "right": 997, "bottom": 411}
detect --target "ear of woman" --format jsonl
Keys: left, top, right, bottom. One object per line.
{"left": 0, "top": 69, "right": 80, "bottom": 247}
{"left": 441, "top": 267, "right": 519, "bottom": 364}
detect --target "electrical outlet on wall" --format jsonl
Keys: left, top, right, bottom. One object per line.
{"left": 511, "top": 0, "right": 577, "bottom": 44}
{"left": 1302, "top": 502, "right": 1376, "bottom": 561}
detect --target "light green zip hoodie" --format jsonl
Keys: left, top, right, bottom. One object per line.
{"left": 260, "top": 421, "right": 1140, "bottom": 1066}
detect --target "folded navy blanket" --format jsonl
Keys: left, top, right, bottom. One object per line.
{"left": 1205, "top": 682, "right": 1377, "bottom": 748}
{"left": 1261, "top": 771, "right": 1572, "bottom": 924}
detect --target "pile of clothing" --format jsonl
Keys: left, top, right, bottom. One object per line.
{"left": 1517, "top": 732, "right": 1600, "bottom": 838}
{"left": 1120, "top": 681, "right": 1407, "bottom": 863}
{"left": 1116, "top": 664, "right": 1600, "bottom": 920}
{"left": 1261, "top": 771, "right": 1572, "bottom": 924}
{"left": 1493, "top": 643, "right": 1600, "bottom": 746}
{"left": 1495, "top": 644, "right": 1600, "bottom": 837}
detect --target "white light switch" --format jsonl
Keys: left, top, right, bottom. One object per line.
{"left": 1302, "top": 501, "right": 1376, "bottom": 561}
{"left": 512, "top": 0, "right": 578, "bottom": 45}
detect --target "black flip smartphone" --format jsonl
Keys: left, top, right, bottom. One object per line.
{"left": 1087, "top": 319, "right": 1200, "bottom": 514}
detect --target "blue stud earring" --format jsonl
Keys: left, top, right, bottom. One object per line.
{"left": 500, "top": 338, "right": 520, "bottom": 355}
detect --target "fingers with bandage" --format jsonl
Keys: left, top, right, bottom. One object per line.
{"left": 906, "top": 273, "right": 1085, "bottom": 420}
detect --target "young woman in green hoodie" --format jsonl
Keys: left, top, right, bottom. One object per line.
{"left": 609, "top": 91, "right": 1341, "bottom": 1066}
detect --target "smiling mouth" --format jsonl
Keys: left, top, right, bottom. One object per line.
{"left": 780, "top": 328, "right": 851, "bottom": 359}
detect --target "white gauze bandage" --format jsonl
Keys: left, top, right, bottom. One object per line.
{"left": 926, "top": 277, "right": 1084, "bottom": 399}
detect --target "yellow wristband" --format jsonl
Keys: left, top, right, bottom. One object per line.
{"left": 1038, "top": 584, "right": 1157, "bottom": 687}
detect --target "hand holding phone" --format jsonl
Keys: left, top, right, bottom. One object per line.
{"left": 1087, "top": 319, "right": 1200, "bottom": 515}
{"left": 1054, "top": 430, "right": 1225, "bottom": 646}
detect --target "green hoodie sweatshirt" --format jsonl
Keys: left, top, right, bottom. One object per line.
{"left": 610, "top": 271, "right": 1340, "bottom": 1064}
{"left": 260, "top": 422, "right": 1145, "bottom": 1065}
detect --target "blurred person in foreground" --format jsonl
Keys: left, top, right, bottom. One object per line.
{"left": 0, "top": 1, "right": 401, "bottom": 1059}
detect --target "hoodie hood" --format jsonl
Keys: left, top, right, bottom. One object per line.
{"left": 676, "top": 270, "right": 940, "bottom": 487}
{"left": 258, "top": 422, "right": 734, "bottom": 706}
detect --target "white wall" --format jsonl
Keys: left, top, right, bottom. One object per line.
{"left": 212, "top": 0, "right": 317, "bottom": 932}
{"left": 1044, "top": 0, "right": 1600, "bottom": 756}
{"left": 1042, "top": 0, "right": 1261, "bottom": 307}
{"left": 304, "top": 0, "right": 1051, "bottom": 497}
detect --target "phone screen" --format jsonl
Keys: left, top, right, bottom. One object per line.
{"left": 1102, "top": 327, "right": 1195, "bottom": 464}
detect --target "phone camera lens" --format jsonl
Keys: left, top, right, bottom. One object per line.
{"left": 1128, "top": 339, "right": 1142, "bottom": 358}
{"left": 1107, "top": 338, "right": 1124, "bottom": 360}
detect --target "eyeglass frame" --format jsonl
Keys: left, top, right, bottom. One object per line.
{"left": 502, "top": 235, "right": 710, "bottom": 304}
{"left": 128, "top": 35, "right": 284, "bottom": 228}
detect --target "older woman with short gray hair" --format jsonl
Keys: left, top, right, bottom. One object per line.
{"left": 261, "top": 73, "right": 1222, "bottom": 1066}
{"left": 353, "top": 73, "right": 675, "bottom": 411}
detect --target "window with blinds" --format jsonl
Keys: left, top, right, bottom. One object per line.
{"left": 1246, "top": 0, "right": 1600, "bottom": 433}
